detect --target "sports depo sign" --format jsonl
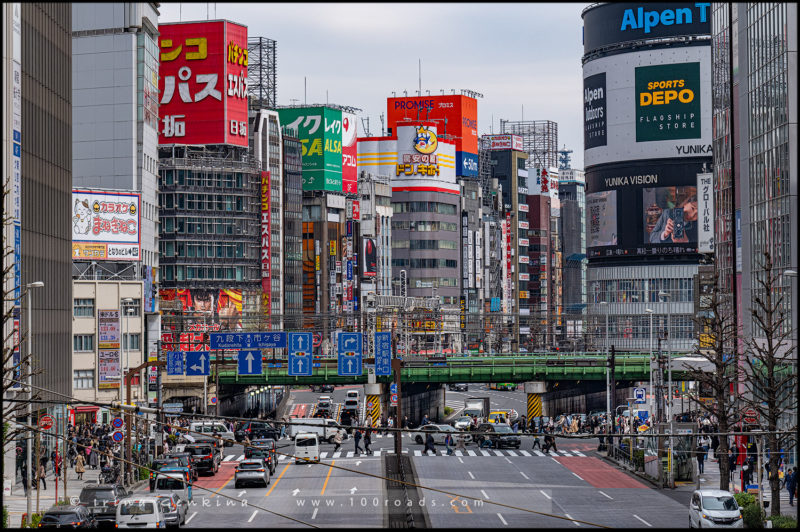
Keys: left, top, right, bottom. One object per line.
{"left": 635, "top": 62, "right": 701, "bottom": 142}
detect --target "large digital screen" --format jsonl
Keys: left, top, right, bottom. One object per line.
{"left": 585, "top": 160, "right": 708, "bottom": 260}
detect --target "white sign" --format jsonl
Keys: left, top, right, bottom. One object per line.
{"left": 484, "top": 134, "right": 524, "bottom": 151}
{"left": 634, "top": 387, "right": 646, "bottom": 404}
{"left": 71, "top": 190, "right": 141, "bottom": 261}
{"left": 697, "top": 172, "right": 714, "bottom": 253}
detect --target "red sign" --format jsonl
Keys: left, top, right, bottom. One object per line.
{"left": 313, "top": 333, "right": 322, "bottom": 347}
{"left": 261, "top": 171, "right": 271, "bottom": 315}
{"left": 158, "top": 21, "right": 248, "bottom": 146}
{"left": 39, "top": 415, "right": 54, "bottom": 430}
{"left": 386, "top": 94, "right": 478, "bottom": 155}
{"left": 342, "top": 112, "right": 358, "bottom": 193}
{"left": 352, "top": 200, "right": 360, "bottom": 220}
{"left": 742, "top": 408, "right": 759, "bottom": 424}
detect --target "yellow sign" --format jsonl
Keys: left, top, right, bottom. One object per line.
{"left": 413, "top": 126, "right": 438, "bottom": 154}
{"left": 330, "top": 240, "right": 336, "bottom": 256}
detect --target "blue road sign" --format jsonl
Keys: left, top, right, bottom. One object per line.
{"left": 185, "top": 351, "right": 210, "bottom": 376}
{"left": 346, "top": 260, "right": 353, "bottom": 281}
{"left": 112, "top": 431, "right": 124, "bottom": 442}
{"left": 374, "top": 332, "right": 391, "bottom": 376}
{"left": 237, "top": 349, "right": 263, "bottom": 375}
{"left": 210, "top": 331, "right": 286, "bottom": 350}
{"left": 167, "top": 351, "right": 184, "bottom": 376}
{"left": 337, "top": 332, "right": 362, "bottom": 376}
{"left": 634, "top": 387, "right": 646, "bottom": 404}
{"left": 288, "top": 332, "right": 313, "bottom": 376}
{"left": 390, "top": 383, "right": 397, "bottom": 394}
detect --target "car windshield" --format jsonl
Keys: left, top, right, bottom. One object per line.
{"left": 155, "top": 460, "right": 180, "bottom": 469}
{"left": 119, "top": 502, "right": 155, "bottom": 516}
{"left": 494, "top": 425, "right": 513, "bottom": 433}
{"left": 168, "top": 456, "right": 190, "bottom": 466}
{"left": 702, "top": 496, "right": 738, "bottom": 511}
{"left": 156, "top": 477, "right": 186, "bottom": 491}
{"left": 296, "top": 437, "right": 317, "bottom": 447}
{"left": 80, "top": 489, "right": 115, "bottom": 502}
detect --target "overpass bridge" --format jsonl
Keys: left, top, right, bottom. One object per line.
{"left": 215, "top": 353, "right": 694, "bottom": 386}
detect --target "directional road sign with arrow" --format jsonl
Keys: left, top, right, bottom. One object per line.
{"left": 237, "top": 349, "right": 263, "bottom": 376}
{"left": 288, "top": 332, "right": 312, "bottom": 376}
{"left": 209, "top": 331, "right": 286, "bottom": 350}
{"left": 185, "top": 351, "right": 210, "bottom": 376}
{"left": 337, "top": 332, "right": 362, "bottom": 376}
{"left": 167, "top": 351, "right": 185, "bottom": 376}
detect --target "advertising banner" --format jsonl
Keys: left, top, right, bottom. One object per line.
{"left": 9, "top": 3, "right": 22, "bottom": 388}
{"left": 342, "top": 111, "right": 358, "bottom": 193}
{"left": 261, "top": 171, "right": 271, "bottom": 316}
{"left": 98, "top": 310, "right": 121, "bottom": 389}
{"left": 386, "top": 94, "right": 478, "bottom": 177}
{"left": 583, "top": 46, "right": 711, "bottom": 167}
{"left": 696, "top": 172, "right": 714, "bottom": 253}
{"left": 587, "top": 190, "right": 618, "bottom": 248}
{"left": 72, "top": 190, "right": 141, "bottom": 261}
{"left": 483, "top": 134, "right": 524, "bottom": 151}
{"left": 278, "top": 106, "right": 344, "bottom": 192}
{"left": 159, "top": 288, "right": 243, "bottom": 334}
{"left": 158, "top": 20, "right": 249, "bottom": 146}
{"left": 363, "top": 238, "right": 377, "bottom": 277}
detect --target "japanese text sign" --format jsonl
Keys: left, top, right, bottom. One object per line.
{"left": 72, "top": 190, "right": 140, "bottom": 261}
{"left": 158, "top": 20, "right": 248, "bottom": 146}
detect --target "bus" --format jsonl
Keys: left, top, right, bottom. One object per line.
{"left": 489, "top": 383, "right": 517, "bottom": 391}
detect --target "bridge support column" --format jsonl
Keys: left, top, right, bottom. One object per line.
{"left": 524, "top": 381, "right": 547, "bottom": 422}
{"left": 364, "top": 383, "right": 382, "bottom": 427}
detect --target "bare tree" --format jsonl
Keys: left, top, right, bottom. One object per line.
{"left": 740, "top": 251, "right": 797, "bottom": 516}
{"left": 681, "top": 269, "right": 740, "bottom": 490}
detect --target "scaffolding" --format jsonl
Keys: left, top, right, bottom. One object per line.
{"left": 499, "top": 119, "right": 558, "bottom": 170}
{"left": 248, "top": 36, "right": 277, "bottom": 108}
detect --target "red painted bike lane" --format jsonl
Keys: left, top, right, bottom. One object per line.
{"left": 553, "top": 456, "right": 650, "bottom": 489}
{"left": 193, "top": 462, "right": 238, "bottom": 493}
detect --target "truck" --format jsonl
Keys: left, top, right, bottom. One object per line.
{"left": 463, "top": 397, "right": 491, "bottom": 420}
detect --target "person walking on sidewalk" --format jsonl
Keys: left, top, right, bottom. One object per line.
{"left": 75, "top": 452, "right": 86, "bottom": 480}
{"left": 786, "top": 467, "right": 797, "bottom": 507}
{"left": 333, "top": 430, "right": 343, "bottom": 453}
{"left": 37, "top": 461, "right": 47, "bottom": 490}
{"left": 696, "top": 442, "right": 706, "bottom": 474}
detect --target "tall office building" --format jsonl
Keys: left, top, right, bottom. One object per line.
{"left": 282, "top": 131, "right": 303, "bottom": 329}
{"left": 558, "top": 168, "right": 588, "bottom": 347}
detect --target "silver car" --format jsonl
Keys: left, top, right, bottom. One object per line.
{"left": 689, "top": 489, "right": 743, "bottom": 528}
{"left": 234, "top": 459, "right": 270, "bottom": 488}
{"left": 154, "top": 492, "right": 188, "bottom": 527}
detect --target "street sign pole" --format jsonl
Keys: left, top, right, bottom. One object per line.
{"left": 392, "top": 333, "right": 403, "bottom": 457}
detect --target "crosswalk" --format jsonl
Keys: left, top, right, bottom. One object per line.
{"left": 222, "top": 448, "right": 588, "bottom": 462}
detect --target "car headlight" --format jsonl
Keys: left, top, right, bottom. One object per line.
{"left": 734, "top": 514, "right": 742, "bottom": 520}
{"left": 701, "top": 513, "right": 710, "bottom": 521}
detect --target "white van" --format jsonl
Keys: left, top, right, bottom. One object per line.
{"left": 345, "top": 390, "right": 359, "bottom": 401}
{"left": 154, "top": 471, "right": 192, "bottom": 503}
{"left": 294, "top": 433, "right": 320, "bottom": 463}
{"left": 116, "top": 496, "right": 166, "bottom": 528}
{"left": 189, "top": 422, "right": 234, "bottom": 447}
{"left": 289, "top": 418, "right": 346, "bottom": 443}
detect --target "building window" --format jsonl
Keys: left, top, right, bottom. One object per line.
{"left": 123, "top": 299, "right": 141, "bottom": 316}
{"left": 73, "top": 335, "right": 94, "bottom": 352}
{"left": 73, "top": 298, "right": 95, "bottom": 317}
{"left": 74, "top": 370, "right": 94, "bottom": 390}
{"left": 123, "top": 333, "right": 140, "bottom": 351}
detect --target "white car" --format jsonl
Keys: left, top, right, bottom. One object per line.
{"left": 189, "top": 422, "right": 234, "bottom": 447}
{"left": 412, "top": 424, "right": 472, "bottom": 445}
{"left": 116, "top": 496, "right": 166, "bottom": 528}
{"left": 689, "top": 489, "right": 743, "bottom": 528}
{"left": 452, "top": 416, "right": 473, "bottom": 431}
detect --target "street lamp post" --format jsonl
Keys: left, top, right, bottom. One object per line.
{"left": 25, "top": 281, "right": 44, "bottom": 521}
{"left": 600, "top": 301, "right": 610, "bottom": 432}
{"left": 658, "top": 290, "right": 673, "bottom": 487}
{"left": 646, "top": 308, "right": 654, "bottom": 417}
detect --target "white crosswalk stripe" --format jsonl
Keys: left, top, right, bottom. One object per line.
{"left": 414, "top": 450, "right": 422, "bottom": 456}
{"left": 559, "top": 450, "right": 572, "bottom": 456}
{"left": 224, "top": 455, "right": 235, "bottom": 462}
{"left": 480, "top": 450, "right": 491, "bottom": 457}
{"left": 455, "top": 451, "right": 464, "bottom": 456}
{"left": 319, "top": 452, "right": 328, "bottom": 459}
{"left": 572, "top": 450, "right": 586, "bottom": 457}
{"left": 278, "top": 455, "right": 287, "bottom": 461}
{"left": 332, "top": 452, "right": 341, "bottom": 458}
{"left": 374, "top": 450, "right": 381, "bottom": 457}
{"left": 519, "top": 450, "right": 531, "bottom": 457}
{"left": 346, "top": 451, "right": 354, "bottom": 458}
{"left": 492, "top": 450, "right": 504, "bottom": 457}
{"left": 533, "top": 450, "right": 546, "bottom": 457}
{"left": 236, "top": 455, "right": 244, "bottom": 462}
{"left": 506, "top": 450, "right": 518, "bottom": 457}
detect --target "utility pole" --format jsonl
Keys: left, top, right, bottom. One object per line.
{"left": 392, "top": 347, "right": 403, "bottom": 456}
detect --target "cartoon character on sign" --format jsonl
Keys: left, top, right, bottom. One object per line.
{"left": 413, "top": 126, "right": 438, "bottom": 154}
{"left": 73, "top": 199, "right": 92, "bottom": 235}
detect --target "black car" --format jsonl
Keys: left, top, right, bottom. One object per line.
{"left": 235, "top": 421, "right": 279, "bottom": 442}
{"left": 244, "top": 439, "right": 277, "bottom": 475}
{"left": 311, "top": 384, "right": 335, "bottom": 393}
{"left": 184, "top": 444, "right": 219, "bottom": 475}
{"left": 448, "top": 383, "right": 469, "bottom": 392}
{"left": 165, "top": 452, "right": 198, "bottom": 481}
{"left": 78, "top": 484, "right": 130, "bottom": 525}
{"left": 476, "top": 423, "right": 521, "bottom": 449}
{"left": 39, "top": 505, "right": 96, "bottom": 528}
{"left": 149, "top": 458, "right": 181, "bottom": 490}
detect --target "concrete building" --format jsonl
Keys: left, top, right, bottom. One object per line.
{"left": 558, "top": 169, "right": 588, "bottom": 347}
{"left": 282, "top": 131, "right": 303, "bottom": 329}
{"left": 526, "top": 170, "right": 552, "bottom": 350}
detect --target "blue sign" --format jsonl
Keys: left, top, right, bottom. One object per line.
{"left": 209, "top": 332, "right": 286, "bottom": 350}
{"left": 346, "top": 261, "right": 353, "bottom": 281}
{"left": 185, "top": 351, "right": 210, "bottom": 376}
{"left": 374, "top": 332, "right": 392, "bottom": 376}
{"left": 237, "top": 349, "right": 263, "bottom": 375}
{"left": 112, "top": 431, "right": 124, "bottom": 442}
{"left": 337, "top": 332, "right": 362, "bottom": 376}
{"left": 490, "top": 298, "right": 501, "bottom": 312}
{"left": 167, "top": 351, "right": 185, "bottom": 376}
{"left": 634, "top": 387, "right": 646, "bottom": 404}
{"left": 390, "top": 383, "right": 397, "bottom": 395}
{"left": 288, "top": 332, "right": 313, "bottom": 376}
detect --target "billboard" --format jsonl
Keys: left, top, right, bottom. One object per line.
{"left": 483, "top": 134, "right": 524, "bottom": 151}
{"left": 261, "top": 171, "right": 271, "bottom": 316}
{"left": 386, "top": 94, "right": 478, "bottom": 177}
{"left": 278, "top": 106, "right": 350, "bottom": 192}
{"left": 585, "top": 160, "right": 707, "bottom": 260}
{"left": 583, "top": 46, "right": 711, "bottom": 167}
{"left": 72, "top": 190, "right": 141, "bottom": 261}
{"left": 363, "top": 238, "right": 377, "bottom": 278}
{"left": 158, "top": 20, "right": 249, "bottom": 146}
{"left": 696, "top": 173, "right": 714, "bottom": 253}
{"left": 582, "top": 3, "right": 711, "bottom": 55}
{"left": 341, "top": 111, "right": 358, "bottom": 193}
{"left": 159, "top": 288, "right": 243, "bottom": 333}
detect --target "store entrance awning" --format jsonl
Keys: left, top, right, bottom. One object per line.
{"left": 74, "top": 406, "right": 99, "bottom": 413}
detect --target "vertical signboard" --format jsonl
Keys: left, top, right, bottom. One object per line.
{"left": 158, "top": 20, "right": 248, "bottom": 146}
{"left": 696, "top": 173, "right": 714, "bottom": 253}
{"left": 261, "top": 171, "right": 271, "bottom": 316}
{"left": 342, "top": 111, "right": 358, "bottom": 193}
{"left": 98, "top": 310, "right": 121, "bottom": 389}
{"left": 8, "top": 3, "right": 23, "bottom": 388}
{"left": 583, "top": 72, "right": 607, "bottom": 149}
{"left": 363, "top": 238, "right": 377, "bottom": 277}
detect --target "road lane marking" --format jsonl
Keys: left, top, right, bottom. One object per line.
{"left": 321, "top": 460, "right": 335, "bottom": 496}
{"left": 467, "top": 450, "right": 476, "bottom": 456}
{"left": 248, "top": 510, "right": 258, "bottom": 522}
{"left": 457, "top": 457, "right": 464, "bottom": 464}
{"left": 455, "top": 451, "right": 463, "bottom": 457}
{"left": 265, "top": 462, "right": 291, "bottom": 497}
{"left": 311, "top": 508, "right": 318, "bottom": 520}
{"left": 505, "top": 458, "right": 512, "bottom": 464}
{"left": 565, "top": 513, "right": 580, "bottom": 526}
{"left": 633, "top": 514, "right": 652, "bottom": 527}
{"left": 572, "top": 450, "right": 586, "bottom": 457}
{"left": 497, "top": 513, "right": 507, "bottom": 525}
{"left": 319, "top": 452, "right": 328, "bottom": 459}
{"left": 598, "top": 491, "right": 613, "bottom": 500}
{"left": 533, "top": 450, "right": 546, "bottom": 457}
{"left": 560, "top": 450, "right": 572, "bottom": 456}
{"left": 519, "top": 450, "right": 531, "bottom": 456}
{"left": 492, "top": 450, "right": 504, "bottom": 456}
{"left": 333, "top": 452, "right": 341, "bottom": 458}
{"left": 480, "top": 489, "right": 490, "bottom": 499}
{"left": 520, "top": 472, "right": 529, "bottom": 479}
{"left": 480, "top": 450, "right": 491, "bottom": 456}
{"left": 224, "top": 455, "right": 234, "bottom": 462}
{"left": 374, "top": 450, "right": 381, "bottom": 456}
{"left": 468, "top": 471, "right": 475, "bottom": 480}
{"left": 346, "top": 451, "right": 354, "bottom": 457}
{"left": 572, "top": 472, "right": 584, "bottom": 481}
{"left": 186, "top": 512, "right": 197, "bottom": 524}
{"left": 236, "top": 455, "right": 244, "bottom": 461}
{"left": 414, "top": 450, "right": 422, "bottom": 456}
{"left": 506, "top": 450, "right": 518, "bottom": 456}
{"left": 211, "top": 467, "right": 237, "bottom": 497}
{"left": 539, "top": 490, "right": 552, "bottom": 500}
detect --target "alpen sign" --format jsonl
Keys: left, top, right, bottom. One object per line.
{"left": 584, "top": 73, "right": 607, "bottom": 149}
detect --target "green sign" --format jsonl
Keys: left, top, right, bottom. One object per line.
{"left": 635, "top": 62, "right": 701, "bottom": 142}
{"left": 278, "top": 107, "right": 343, "bottom": 192}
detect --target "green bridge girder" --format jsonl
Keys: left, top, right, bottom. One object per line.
{"left": 214, "top": 353, "right": 694, "bottom": 386}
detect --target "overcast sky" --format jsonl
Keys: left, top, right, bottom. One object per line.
{"left": 158, "top": 2, "right": 589, "bottom": 169}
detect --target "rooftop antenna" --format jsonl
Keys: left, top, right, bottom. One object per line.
{"left": 361, "top": 116, "right": 371, "bottom": 137}
{"left": 380, "top": 113, "right": 385, "bottom": 136}
{"left": 403, "top": 90, "right": 408, "bottom": 97}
